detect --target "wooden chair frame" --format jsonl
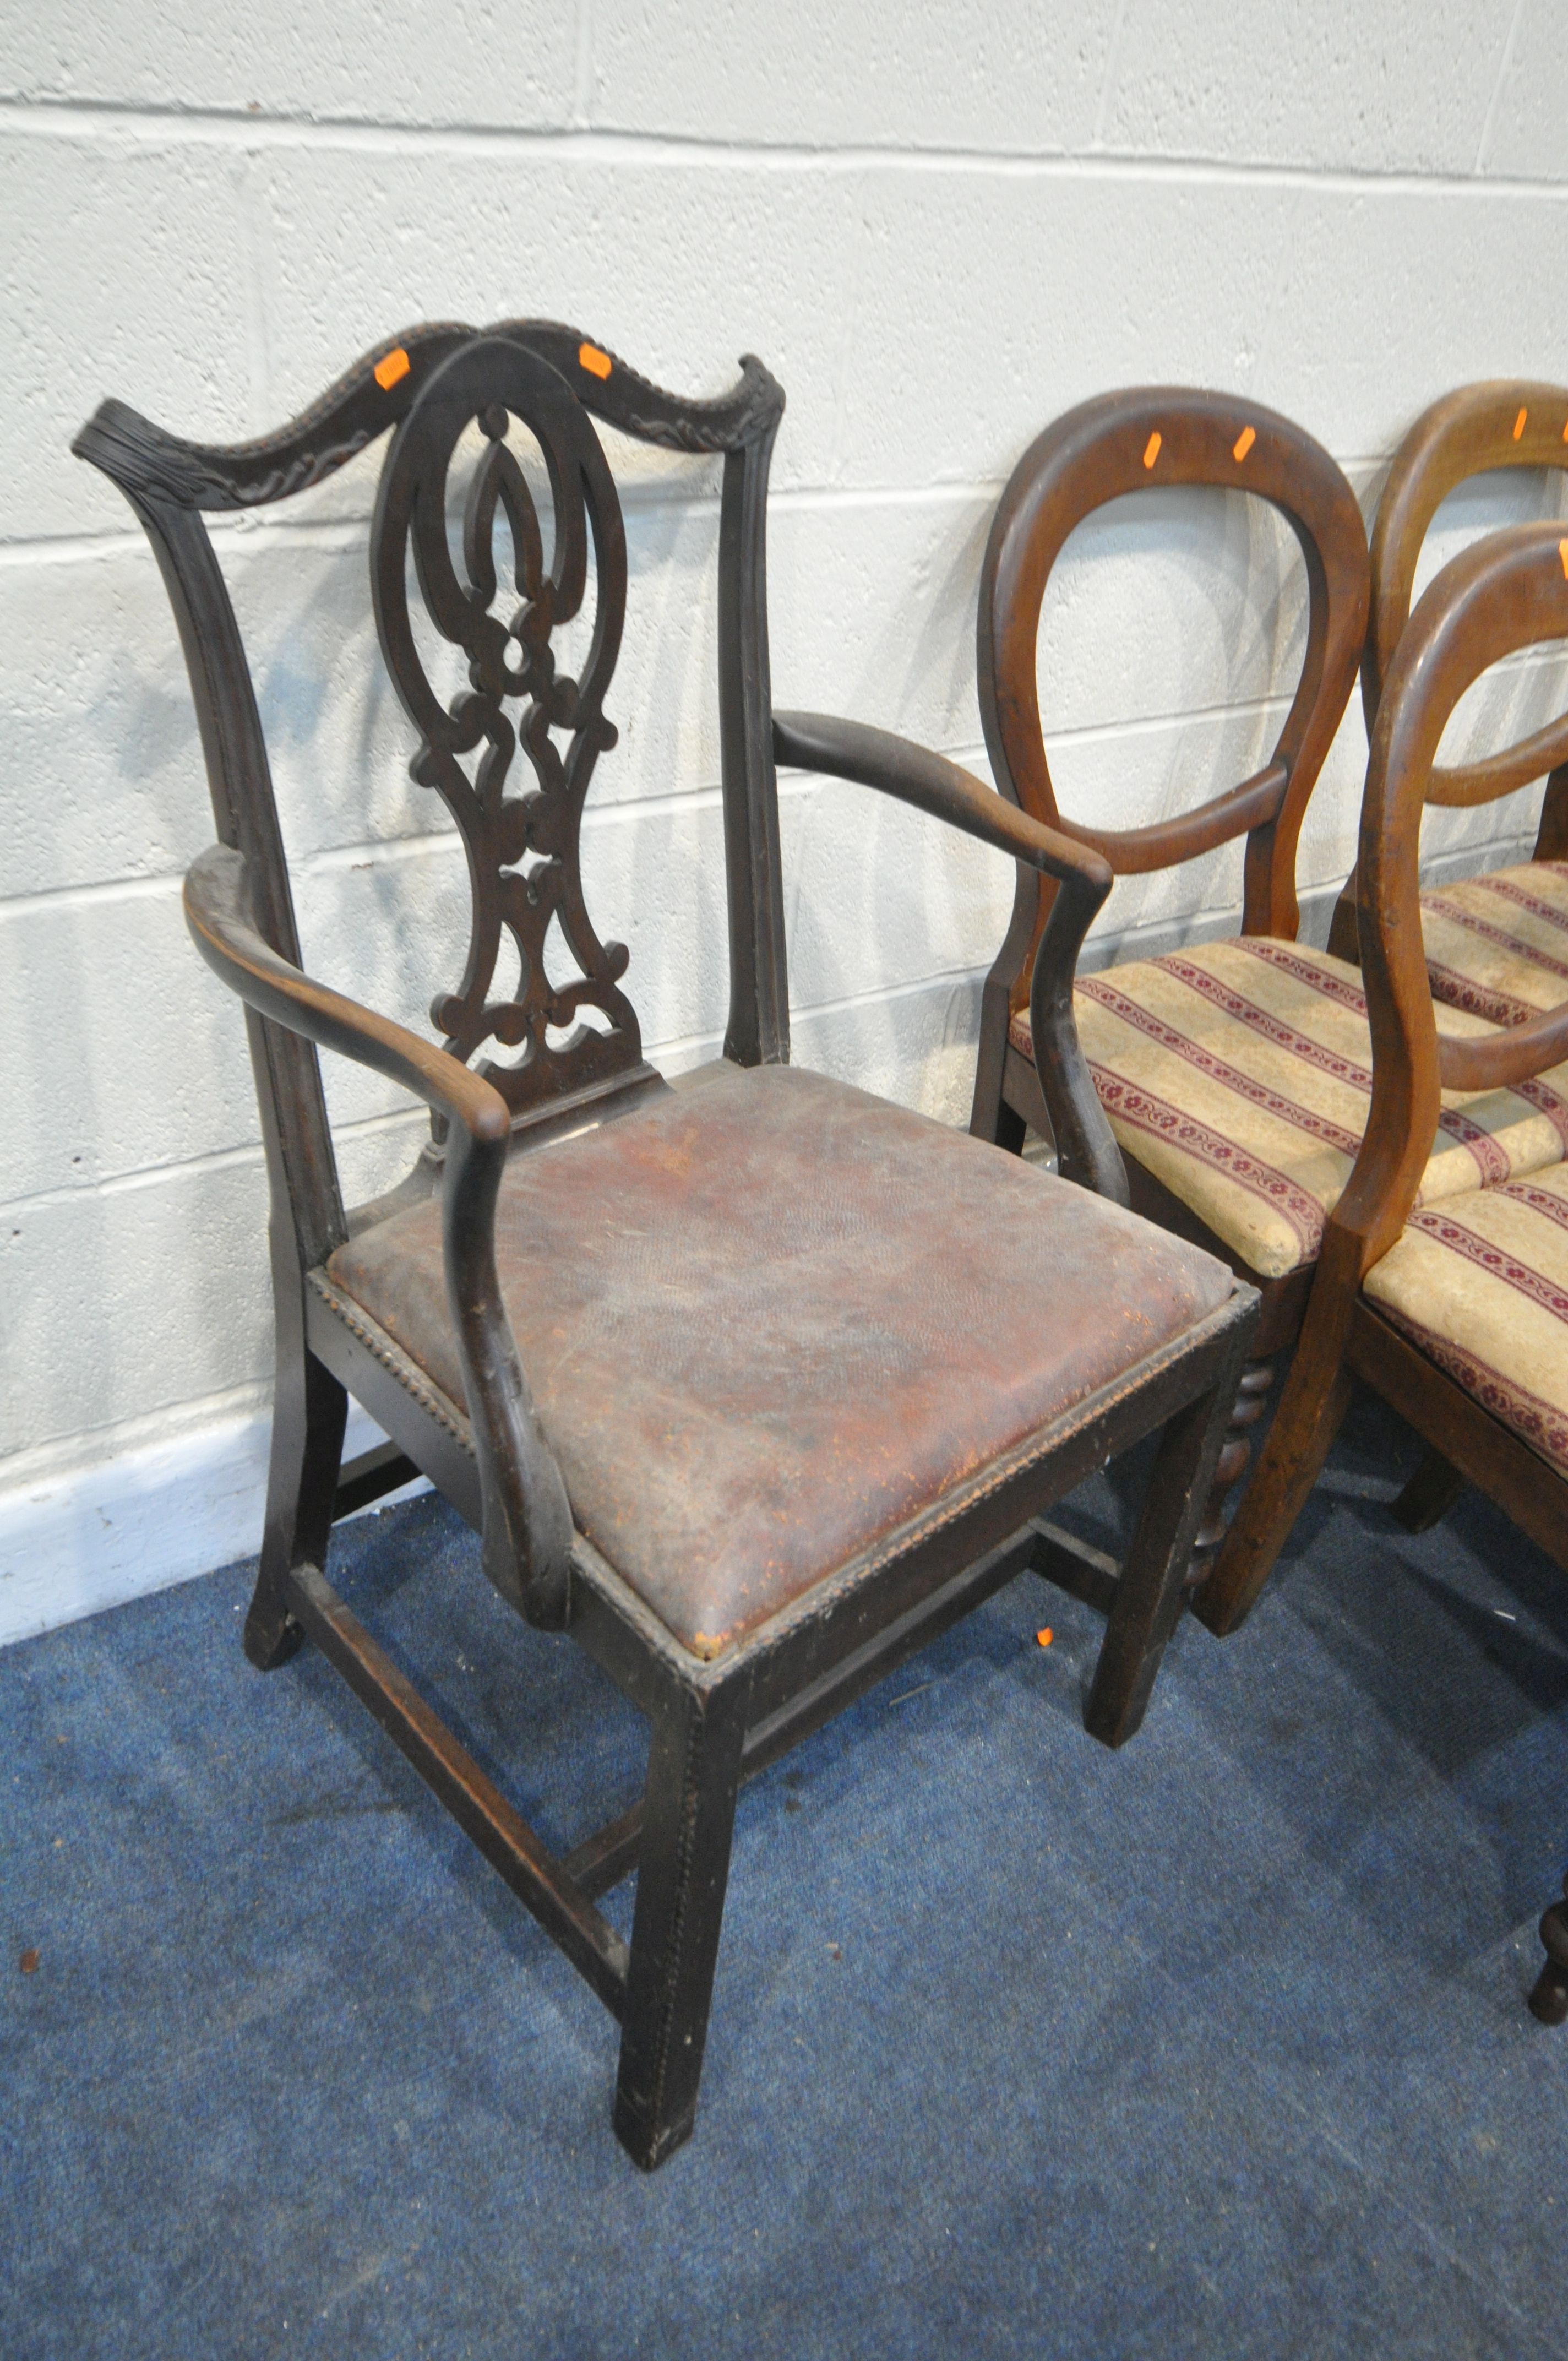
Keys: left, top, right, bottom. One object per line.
{"left": 1198, "top": 523, "right": 1568, "bottom": 1635}
{"left": 1327, "top": 378, "right": 1568, "bottom": 964}
{"left": 968, "top": 388, "right": 1369, "bottom": 1575}
{"left": 75, "top": 324, "right": 1256, "bottom": 2166}
{"left": 1203, "top": 523, "right": 1568, "bottom": 2020}
{"left": 1318, "top": 382, "right": 1568, "bottom": 1544}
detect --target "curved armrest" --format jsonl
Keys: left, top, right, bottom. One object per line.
{"left": 185, "top": 845, "right": 575, "bottom": 1626}
{"left": 186, "top": 844, "right": 510, "bottom": 1141}
{"left": 1439, "top": 999, "right": 1568, "bottom": 1094}
{"left": 774, "top": 710, "right": 1110, "bottom": 890}
{"left": 773, "top": 712, "right": 1127, "bottom": 1203}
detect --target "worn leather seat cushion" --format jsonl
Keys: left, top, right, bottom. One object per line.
{"left": 1011, "top": 937, "right": 1568, "bottom": 1281}
{"left": 325, "top": 1063, "right": 1233, "bottom": 1657}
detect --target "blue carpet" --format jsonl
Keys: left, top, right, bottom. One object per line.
{"left": 3, "top": 1389, "right": 1566, "bottom": 2359}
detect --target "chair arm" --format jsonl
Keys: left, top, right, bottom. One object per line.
{"left": 185, "top": 842, "right": 511, "bottom": 1143}
{"left": 1438, "top": 1001, "right": 1568, "bottom": 1095}
{"left": 184, "top": 845, "right": 575, "bottom": 1627}
{"left": 774, "top": 710, "right": 1112, "bottom": 892}
{"left": 772, "top": 712, "right": 1127, "bottom": 1203}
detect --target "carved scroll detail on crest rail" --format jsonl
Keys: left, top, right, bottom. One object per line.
{"left": 371, "top": 337, "right": 641, "bottom": 1119}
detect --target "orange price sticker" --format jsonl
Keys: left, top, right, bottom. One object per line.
{"left": 1035, "top": 1627, "right": 1054, "bottom": 1649}
{"left": 1142, "top": 431, "right": 1162, "bottom": 470}
{"left": 374, "top": 347, "right": 411, "bottom": 391}
{"left": 1514, "top": 406, "right": 1528, "bottom": 441}
{"left": 579, "top": 342, "right": 613, "bottom": 380}
{"left": 1233, "top": 425, "right": 1256, "bottom": 464}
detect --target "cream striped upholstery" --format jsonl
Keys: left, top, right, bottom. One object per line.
{"left": 1422, "top": 860, "right": 1568, "bottom": 1025}
{"left": 1010, "top": 937, "right": 1568, "bottom": 1280}
{"left": 1364, "top": 1165, "right": 1568, "bottom": 1480}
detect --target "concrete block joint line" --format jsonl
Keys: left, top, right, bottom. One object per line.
{"left": 2, "top": 1, "right": 1566, "bottom": 1635}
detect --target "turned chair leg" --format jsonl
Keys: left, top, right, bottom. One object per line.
{"left": 1529, "top": 1876, "right": 1568, "bottom": 2027}
{"left": 1391, "top": 1445, "right": 1466, "bottom": 1535}
{"left": 614, "top": 1674, "right": 752, "bottom": 2169}
{"left": 1184, "top": 1358, "right": 1276, "bottom": 1589}
{"left": 1084, "top": 1324, "right": 1252, "bottom": 1748}
{"left": 244, "top": 1326, "right": 347, "bottom": 1672}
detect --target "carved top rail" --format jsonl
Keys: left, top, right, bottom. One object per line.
{"left": 73, "top": 320, "right": 785, "bottom": 510}
{"left": 978, "top": 387, "right": 1369, "bottom": 954}
{"left": 74, "top": 322, "right": 789, "bottom": 1254}
{"left": 1365, "top": 380, "right": 1568, "bottom": 805}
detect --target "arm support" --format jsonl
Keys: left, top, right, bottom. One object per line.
{"left": 184, "top": 844, "right": 575, "bottom": 1627}
{"left": 1439, "top": 1000, "right": 1568, "bottom": 1094}
{"left": 773, "top": 712, "right": 1126, "bottom": 1202}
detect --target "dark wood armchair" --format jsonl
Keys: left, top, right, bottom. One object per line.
{"left": 75, "top": 324, "right": 1256, "bottom": 2167}
{"left": 969, "top": 389, "right": 1370, "bottom": 1586}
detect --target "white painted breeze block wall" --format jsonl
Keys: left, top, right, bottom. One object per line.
{"left": 3, "top": 3, "right": 1567, "bottom": 1642}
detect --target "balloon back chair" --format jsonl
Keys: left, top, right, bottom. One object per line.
{"left": 1321, "top": 382, "right": 1568, "bottom": 1542}
{"left": 75, "top": 324, "right": 1256, "bottom": 2167}
{"left": 1191, "top": 521, "right": 1568, "bottom": 2027}
{"left": 1201, "top": 521, "right": 1568, "bottom": 1631}
{"left": 1329, "top": 377, "right": 1568, "bottom": 972}
{"left": 970, "top": 389, "right": 1371, "bottom": 1595}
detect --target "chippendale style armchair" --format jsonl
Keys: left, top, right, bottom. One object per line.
{"left": 75, "top": 324, "right": 1255, "bottom": 2168}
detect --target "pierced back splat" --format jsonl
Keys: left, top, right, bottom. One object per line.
{"left": 371, "top": 336, "right": 643, "bottom": 1120}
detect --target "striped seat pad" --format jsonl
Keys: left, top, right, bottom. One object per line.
{"left": 1010, "top": 938, "right": 1568, "bottom": 1280}
{"left": 1364, "top": 1164, "right": 1568, "bottom": 1481}
{"left": 1423, "top": 861, "right": 1568, "bottom": 1024}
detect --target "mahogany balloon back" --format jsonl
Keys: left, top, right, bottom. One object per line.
{"left": 967, "top": 390, "right": 1368, "bottom": 1601}
{"left": 1202, "top": 520, "right": 1568, "bottom": 1617}
{"left": 1346, "top": 379, "right": 1568, "bottom": 906}
{"left": 976, "top": 387, "right": 1369, "bottom": 1030}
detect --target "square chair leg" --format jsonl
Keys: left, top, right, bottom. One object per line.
{"left": 1085, "top": 1321, "right": 1251, "bottom": 1748}
{"left": 614, "top": 1672, "right": 752, "bottom": 2169}
{"left": 246, "top": 1330, "right": 346, "bottom": 1672}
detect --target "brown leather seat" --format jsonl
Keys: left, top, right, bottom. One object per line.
{"left": 327, "top": 1063, "right": 1233, "bottom": 1657}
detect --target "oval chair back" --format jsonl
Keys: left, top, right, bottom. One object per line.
{"left": 972, "top": 387, "right": 1369, "bottom": 1143}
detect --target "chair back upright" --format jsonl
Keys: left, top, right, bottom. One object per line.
{"left": 73, "top": 324, "right": 790, "bottom": 1276}
{"left": 1332, "top": 522, "right": 1568, "bottom": 1289}
{"left": 1365, "top": 382, "right": 1568, "bottom": 773}
{"left": 1327, "top": 383, "right": 1568, "bottom": 961}
{"left": 977, "top": 388, "right": 1369, "bottom": 1030}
